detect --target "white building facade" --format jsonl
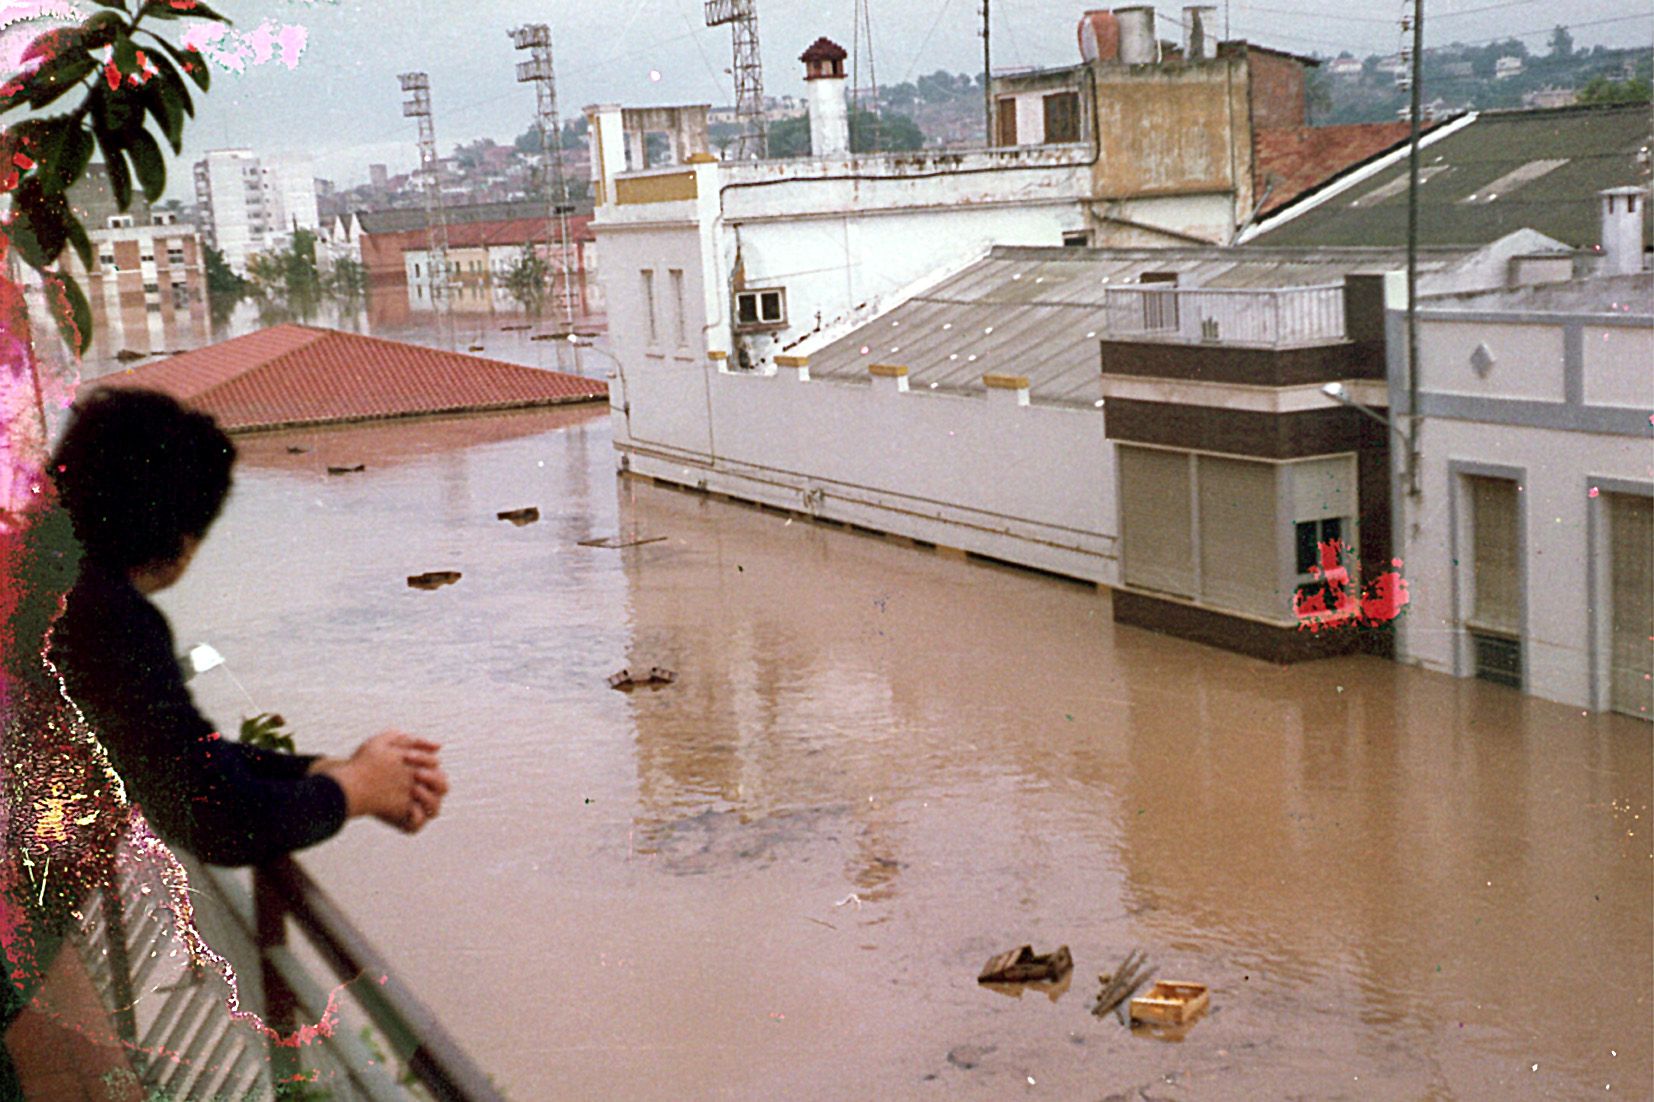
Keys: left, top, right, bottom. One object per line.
{"left": 192, "top": 149, "right": 319, "bottom": 273}
{"left": 1391, "top": 274, "right": 1653, "bottom": 718}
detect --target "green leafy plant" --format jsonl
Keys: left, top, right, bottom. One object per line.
{"left": 239, "top": 711, "right": 297, "bottom": 754}
{"left": 501, "top": 241, "right": 549, "bottom": 316}
{"left": 1, "top": 0, "right": 223, "bottom": 355}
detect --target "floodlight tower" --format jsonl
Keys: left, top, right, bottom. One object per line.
{"left": 398, "top": 71, "right": 453, "bottom": 326}
{"left": 511, "top": 23, "right": 577, "bottom": 327}
{"left": 705, "top": 0, "right": 767, "bottom": 159}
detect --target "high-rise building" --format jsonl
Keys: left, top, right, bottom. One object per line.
{"left": 191, "top": 149, "right": 319, "bottom": 273}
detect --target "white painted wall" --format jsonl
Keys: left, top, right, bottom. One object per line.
{"left": 1399, "top": 312, "right": 1652, "bottom": 712}
{"left": 624, "top": 367, "right": 1120, "bottom": 584}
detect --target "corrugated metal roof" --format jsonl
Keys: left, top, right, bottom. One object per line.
{"left": 801, "top": 245, "right": 1453, "bottom": 406}
{"left": 1255, "top": 104, "right": 1653, "bottom": 249}
{"left": 92, "top": 325, "right": 608, "bottom": 432}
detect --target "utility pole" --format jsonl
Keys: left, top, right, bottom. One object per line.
{"left": 398, "top": 71, "right": 454, "bottom": 348}
{"left": 706, "top": 0, "right": 767, "bottom": 159}
{"left": 511, "top": 24, "right": 577, "bottom": 331}
{"left": 981, "top": 0, "right": 992, "bottom": 145}
{"left": 1404, "top": 0, "right": 1423, "bottom": 496}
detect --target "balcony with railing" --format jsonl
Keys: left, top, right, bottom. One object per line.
{"left": 40, "top": 847, "right": 505, "bottom": 1101}
{"left": 1101, "top": 284, "right": 1349, "bottom": 348}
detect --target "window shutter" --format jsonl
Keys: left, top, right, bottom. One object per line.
{"left": 1469, "top": 476, "right": 1520, "bottom": 634}
{"left": 1120, "top": 447, "right": 1194, "bottom": 598}
{"left": 1609, "top": 493, "right": 1653, "bottom": 719}
{"left": 1198, "top": 456, "right": 1282, "bottom": 620}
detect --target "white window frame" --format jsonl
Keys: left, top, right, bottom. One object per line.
{"left": 733, "top": 287, "right": 786, "bottom": 331}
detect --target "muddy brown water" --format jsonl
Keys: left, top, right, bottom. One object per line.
{"left": 156, "top": 408, "right": 1651, "bottom": 1100}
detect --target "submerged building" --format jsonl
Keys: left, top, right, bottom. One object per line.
{"left": 586, "top": 4, "right": 1652, "bottom": 713}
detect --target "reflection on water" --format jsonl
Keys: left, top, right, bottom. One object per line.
{"left": 160, "top": 411, "right": 1652, "bottom": 1101}
{"left": 49, "top": 275, "right": 606, "bottom": 385}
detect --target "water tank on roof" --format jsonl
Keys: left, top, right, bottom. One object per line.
{"left": 1116, "top": 6, "right": 1157, "bottom": 65}
{"left": 1184, "top": 6, "right": 1218, "bottom": 60}
{"left": 1078, "top": 10, "right": 1120, "bottom": 64}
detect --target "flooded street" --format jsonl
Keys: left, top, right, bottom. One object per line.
{"left": 158, "top": 408, "right": 1651, "bottom": 1100}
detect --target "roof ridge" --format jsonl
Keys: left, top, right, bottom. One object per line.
{"left": 190, "top": 323, "right": 331, "bottom": 402}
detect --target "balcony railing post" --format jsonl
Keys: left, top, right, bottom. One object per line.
{"left": 254, "top": 863, "right": 301, "bottom": 1084}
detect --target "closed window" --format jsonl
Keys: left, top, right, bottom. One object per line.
{"left": 995, "top": 97, "right": 1019, "bottom": 146}
{"left": 642, "top": 270, "right": 658, "bottom": 345}
{"left": 1043, "top": 91, "right": 1080, "bottom": 143}
{"left": 669, "top": 269, "right": 687, "bottom": 348}
{"left": 733, "top": 288, "right": 785, "bottom": 330}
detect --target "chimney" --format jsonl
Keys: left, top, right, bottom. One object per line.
{"left": 1183, "top": 6, "right": 1218, "bottom": 60}
{"left": 1115, "top": 6, "right": 1156, "bottom": 65}
{"left": 1078, "top": 10, "right": 1120, "bottom": 64}
{"left": 800, "top": 37, "right": 850, "bottom": 157}
{"left": 1599, "top": 186, "right": 1647, "bottom": 275}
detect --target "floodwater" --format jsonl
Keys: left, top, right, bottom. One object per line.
{"left": 158, "top": 408, "right": 1652, "bottom": 1100}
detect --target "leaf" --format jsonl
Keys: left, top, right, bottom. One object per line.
{"left": 42, "top": 270, "right": 93, "bottom": 356}
{"left": 140, "top": 0, "right": 229, "bottom": 22}
{"left": 21, "top": 52, "right": 96, "bottom": 111}
{"left": 146, "top": 48, "right": 194, "bottom": 118}
{"left": 138, "top": 76, "right": 184, "bottom": 151}
{"left": 125, "top": 125, "right": 166, "bottom": 202}
{"left": 8, "top": 177, "right": 70, "bottom": 267}
{"left": 92, "top": 125, "right": 133, "bottom": 209}
{"left": 64, "top": 214, "right": 94, "bottom": 271}
{"left": 142, "top": 34, "right": 209, "bottom": 93}
{"left": 39, "top": 120, "right": 94, "bottom": 194}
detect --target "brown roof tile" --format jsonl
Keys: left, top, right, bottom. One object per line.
{"left": 1254, "top": 122, "right": 1422, "bottom": 215}
{"left": 93, "top": 324, "right": 607, "bottom": 432}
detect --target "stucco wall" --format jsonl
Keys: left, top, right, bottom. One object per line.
{"left": 1398, "top": 310, "right": 1653, "bottom": 711}
{"left": 622, "top": 366, "right": 1120, "bottom": 585}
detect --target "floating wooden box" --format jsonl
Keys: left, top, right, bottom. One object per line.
{"left": 977, "top": 945, "right": 1073, "bottom": 985}
{"left": 1129, "top": 981, "right": 1209, "bottom": 1025}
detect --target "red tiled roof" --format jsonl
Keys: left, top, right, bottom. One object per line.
{"left": 438, "top": 215, "right": 594, "bottom": 251}
{"left": 92, "top": 324, "right": 608, "bottom": 432}
{"left": 1254, "top": 122, "right": 1423, "bottom": 215}
{"left": 800, "top": 37, "right": 848, "bottom": 64}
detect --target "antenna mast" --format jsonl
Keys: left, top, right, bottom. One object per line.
{"left": 511, "top": 24, "right": 577, "bottom": 328}
{"left": 980, "top": 0, "right": 992, "bottom": 145}
{"left": 705, "top": 0, "right": 767, "bottom": 159}
{"left": 398, "top": 71, "right": 454, "bottom": 343}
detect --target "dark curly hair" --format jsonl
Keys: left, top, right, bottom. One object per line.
{"left": 49, "top": 388, "right": 236, "bottom": 571}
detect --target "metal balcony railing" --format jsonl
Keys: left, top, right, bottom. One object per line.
{"left": 73, "top": 846, "right": 505, "bottom": 1101}
{"left": 1102, "top": 283, "right": 1347, "bottom": 347}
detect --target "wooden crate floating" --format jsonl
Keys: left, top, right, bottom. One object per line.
{"left": 1129, "top": 981, "right": 1209, "bottom": 1025}
{"left": 977, "top": 944, "right": 1073, "bottom": 985}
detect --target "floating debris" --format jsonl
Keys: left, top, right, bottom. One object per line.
{"left": 1129, "top": 980, "right": 1209, "bottom": 1026}
{"left": 407, "top": 571, "right": 462, "bottom": 591}
{"left": 326, "top": 464, "right": 366, "bottom": 475}
{"left": 607, "top": 667, "right": 676, "bottom": 691}
{"left": 114, "top": 348, "right": 149, "bottom": 362}
{"left": 500, "top": 324, "right": 531, "bottom": 332}
{"left": 978, "top": 944, "right": 1073, "bottom": 985}
{"left": 497, "top": 507, "right": 540, "bottom": 526}
{"left": 1092, "top": 949, "right": 1153, "bottom": 1023}
{"left": 579, "top": 535, "right": 668, "bottom": 549}
{"left": 286, "top": 446, "right": 309, "bottom": 455}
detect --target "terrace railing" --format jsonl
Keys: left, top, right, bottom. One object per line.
{"left": 1102, "top": 283, "right": 1347, "bottom": 347}
{"left": 73, "top": 848, "right": 506, "bottom": 1101}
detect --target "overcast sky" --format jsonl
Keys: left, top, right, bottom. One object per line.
{"left": 16, "top": 0, "right": 1651, "bottom": 193}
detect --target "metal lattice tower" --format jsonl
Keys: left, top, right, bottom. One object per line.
{"left": 398, "top": 72, "right": 453, "bottom": 312}
{"left": 511, "top": 24, "right": 577, "bottom": 327}
{"left": 705, "top": 0, "right": 766, "bottom": 159}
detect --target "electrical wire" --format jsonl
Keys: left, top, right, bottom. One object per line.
{"left": 901, "top": 0, "right": 957, "bottom": 84}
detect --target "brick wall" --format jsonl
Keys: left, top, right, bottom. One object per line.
{"left": 1248, "top": 50, "right": 1308, "bottom": 131}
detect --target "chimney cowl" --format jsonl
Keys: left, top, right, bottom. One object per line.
{"left": 801, "top": 36, "right": 848, "bottom": 80}
{"left": 1599, "top": 186, "right": 1648, "bottom": 276}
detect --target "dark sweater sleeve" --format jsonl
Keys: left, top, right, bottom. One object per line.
{"left": 52, "top": 571, "right": 348, "bottom": 867}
